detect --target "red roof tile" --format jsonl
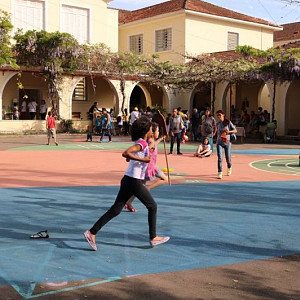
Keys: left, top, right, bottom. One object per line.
{"left": 118, "top": 0, "right": 280, "bottom": 28}
{"left": 274, "top": 22, "right": 300, "bottom": 42}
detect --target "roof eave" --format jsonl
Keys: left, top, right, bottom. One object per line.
{"left": 186, "top": 10, "right": 282, "bottom": 31}
{"left": 119, "top": 10, "right": 185, "bottom": 27}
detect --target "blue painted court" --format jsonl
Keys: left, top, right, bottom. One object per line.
{"left": 1, "top": 181, "right": 299, "bottom": 299}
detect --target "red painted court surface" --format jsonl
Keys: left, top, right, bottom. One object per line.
{"left": 0, "top": 139, "right": 299, "bottom": 188}
{"left": 0, "top": 135, "right": 299, "bottom": 300}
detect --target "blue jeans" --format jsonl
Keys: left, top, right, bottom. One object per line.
{"left": 100, "top": 128, "right": 111, "bottom": 141}
{"left": 208, "top": 137, "right": 214, "bottom": 152}
{"left": 217, "top": 142, "right": 232, "bottom": 173}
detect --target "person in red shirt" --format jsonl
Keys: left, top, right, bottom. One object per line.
{"left": 46, "top": 111, "right": 58, "bottom": 146}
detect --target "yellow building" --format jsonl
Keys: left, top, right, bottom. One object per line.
{"left": 1, "top": 0, "right": 299, "bottom": 137}
{"left": 119, "top": 0, "right": 280, "bottom": 64}
{"left": 1, "top": 0, "right": 118, "bottom": 48}
{"left": 118, "top": 0, "right": 299, "bottom": 136}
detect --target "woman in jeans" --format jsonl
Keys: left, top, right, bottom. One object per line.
{"left": 215, "top": 110, "right": 237, "bottom": 179}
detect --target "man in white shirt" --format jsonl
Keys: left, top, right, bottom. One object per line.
{"left": 130, "top": 107, "right": 140, "bottom": 125}
{"left": 28, "top": 99, "right": 37, "bottom": 120}
{"left": 129, "top": 107, "right": 140, "bottom": 133}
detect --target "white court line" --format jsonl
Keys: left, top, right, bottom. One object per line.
{"left": 267, "top": 159, "right": 295, "bottom": 168}
{"left": 76, "top": 144, "right": 90, "bottom": 149}
{"left": 89, "top": 144, "right": 104, "bottom": 149}
{"left": 286, "top": 162, "right": 300, "bottom": 174}
{"left": 250, "top": 159, "right": 300, "bottom": 176}
{"left": 286, "top": 162, "right": 299, "bottom": 169}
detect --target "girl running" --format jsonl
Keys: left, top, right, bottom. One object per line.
{"left": 84, "top": 117, "right": 170, "bottom": 250}
{"left": 125, "top": 122, "right": 168, "bottom": 212}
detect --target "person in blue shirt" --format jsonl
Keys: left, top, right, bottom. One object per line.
{"left": 99, "top": 108, "right": 112, "bottom": 143}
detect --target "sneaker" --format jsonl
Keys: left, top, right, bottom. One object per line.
{"left": 217, "top": 172, "right": 223, "bottom": 179}
{"left": 168, "top": 152, "right": 173, "bottom": 155}
{"left": 84, "top": 230, "right": 97, "bottom": 251}
{"left": 150, "top": 236, "right": 170, "bottom": 246}
{"left": 227, "top": 168, "right": 232, "bottom": 176}
{"left": 177, "top": 152, "right": 183, "bottom": 155}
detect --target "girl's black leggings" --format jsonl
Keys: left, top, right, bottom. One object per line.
{"left": 90, "top": 175, "right": 157, "bottom": 239}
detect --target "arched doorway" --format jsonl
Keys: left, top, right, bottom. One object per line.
{"left": 191, "top": 83, "right": 211, "bottom": 111}
{"left": 129, "top": 85, "right": 146, "bottom": 111}
{"left": 129, "top": 83, "right": 168, "bottom": 112}
{"left": 222, "top": 80, "right": 270, "bottom": 120}
{"left": 2, "top": 72, "right": 48, "bottom": 120}
{"left": 71, "top": 76, "right": 119, "bottom": 120}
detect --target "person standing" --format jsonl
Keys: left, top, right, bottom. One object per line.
{"left": 191, "top": 108, "right": 200, "bottom": 142}
{"left": 40, "top": 99, "right": 48, "bottom": 120}
{"left": 99, "top": 108, "right": 112, "bottom": 143}
{"left": 201, "top": 107, "right": 217, "bottom": 152}
{"left": 28, "top": 99, "right": 37, "bottom": 120}
{"left": 84, "top": 116, "right": 170, "bottom": 250}
{"left": 13, "top": 104, "right": 20, "bottom": 120}
{"left": 88, "top": 101, "right": 99, "bottom": 120}
{"left": 20, "top": 99, "right": 27, "bottom": 120}
{"left": 46, "top": 111, "right": 58, "bottom": 146}
{"left": 123, "top": 108, "right": 130, "bottom": 135}
{"left": 169, "top": 108, "right": 185, "bottom": 155}
{"left": 129, "top": 107, "right": 140, "bottom": 132}
{"left": 215, "top": 110, "right": 237, "bottom": 179}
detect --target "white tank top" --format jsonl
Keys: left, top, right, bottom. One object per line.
{"left": 125, "top": 139, "right": 149, "bottom": 179}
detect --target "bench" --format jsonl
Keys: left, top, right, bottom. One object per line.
{"left": 72, "top": 112, "right": 81, "bottom": 120}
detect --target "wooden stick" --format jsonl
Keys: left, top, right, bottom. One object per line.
{"left": 163, "top": 137, "right": 171, "bottom": 186}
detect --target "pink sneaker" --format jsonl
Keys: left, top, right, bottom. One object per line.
{"left": 84, "top": 230, "right": 97, "bottom": 251}
{"left": 150, "top": 236, "right": 170, "bottom": 246}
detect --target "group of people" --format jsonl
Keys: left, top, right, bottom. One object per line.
{"left": 87, "top": 102, "right": 114, "bottom": 142}
{"left": 169, "top": 106, "right": 237, "bottom": 180}
{"left": 83, "top": 106, "right": 238, "bottom": 251}
{"left": 231, "top": 106, "right": 271, "bottom": 134}
{"left": 13, "top": 99, "right": 50, "bottom": 120}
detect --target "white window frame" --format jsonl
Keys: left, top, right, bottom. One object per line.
{"left": 227, "top": 32, "right": 239, "bottom": 51}
{"left": 12, "top": 0, "right": 46, "bottom": 33}
{"left": 129, "top": 34, "right": 143, "bottom": 55}
{"left": 60, "top": 3, "right": 91, "bottom": 44}
{"left": 155, "top": 27, "right": 172, "bottom": 53}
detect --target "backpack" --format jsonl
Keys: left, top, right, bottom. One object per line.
{"left": 230, "top": 133, "right": 237, "bottom": 142}
{"left": 205, "top": 123, "right": 213, "bottom": 134}
{"left": 228, "top": 121, "right": 237, "bottom": 142}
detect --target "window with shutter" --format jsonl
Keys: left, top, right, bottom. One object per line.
{"left": 61, "top": 5, "right": 89, "bottom": 44}
{"left": 72, "top": 78, "right": 87, "bottom": 101}
{"left": 12, "top": 0, "right": 45, "bottom": 33}
{"left": 227, "top": 32, "right": 239, "bottom": 51}
{"left": 129, "top": 34, "right": 143, "bottom": 54}
{"left": 155, "top": 28, "right": 172, "bottom": 52}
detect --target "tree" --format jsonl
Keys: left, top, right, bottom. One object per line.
{"left": 0, "top": 10, "right": 17, "bottom": 68}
